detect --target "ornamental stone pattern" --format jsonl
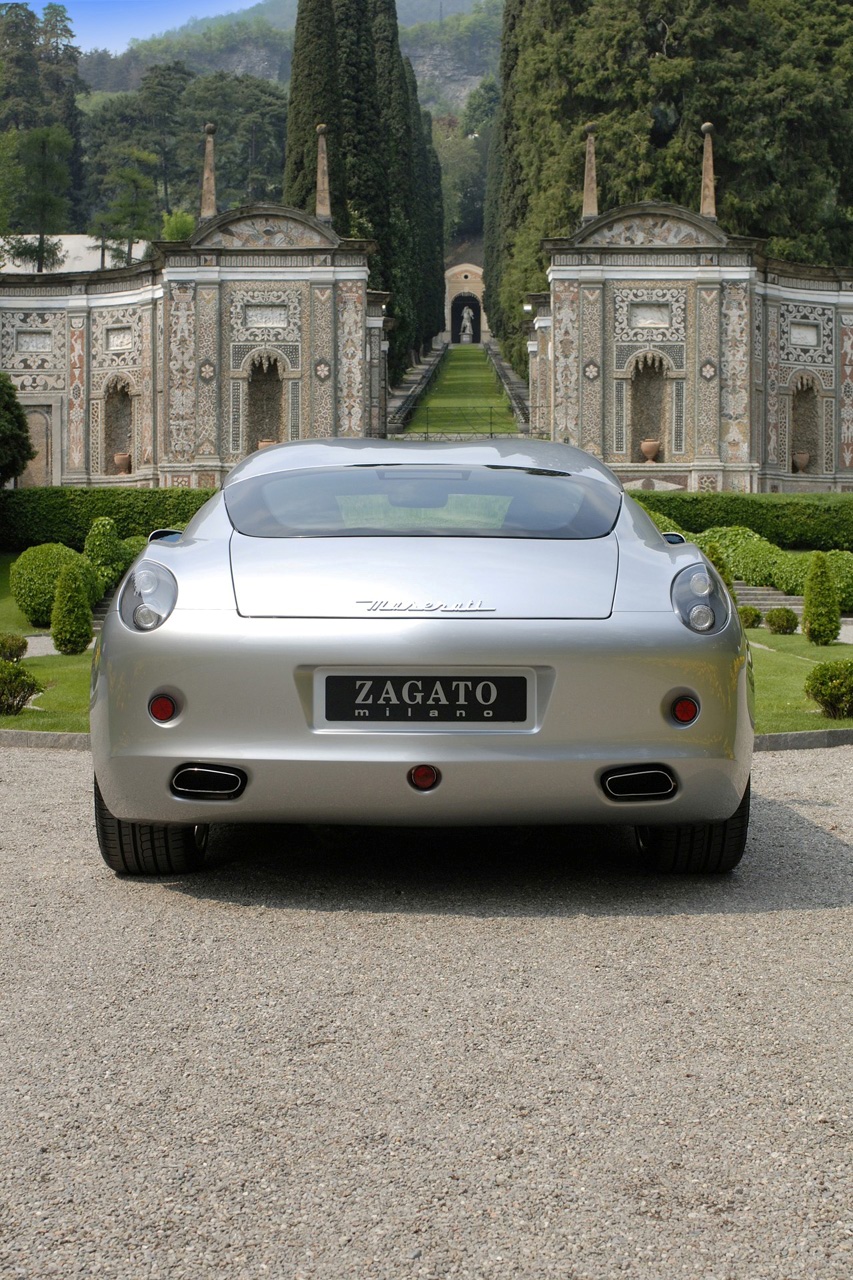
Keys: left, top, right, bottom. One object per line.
{"left": 336, "top": 281, "right": 365, "bottom": 437}
{"left": 553, "top": 281, "right": 580, "bottom": 444}
{"left": 720, "top": 283, "right": 750, "bottom": 465}
{"left": 67, "top": 317, "right": 86, "bottom": 471}
{"left": 839, "top": 316, "right": 853, "bottom": 469}
{"left": 580, "top": 288, "right": 603, "bottom": 455}
{"left": 167, "top": 283, "right": 197, "bottom": 460}
{"left": 696, "top": 287, "right": 720, "bottom": 457}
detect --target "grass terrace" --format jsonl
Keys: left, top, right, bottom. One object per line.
{"left": 406, "top": 346, "right": 517, "bottom": 435}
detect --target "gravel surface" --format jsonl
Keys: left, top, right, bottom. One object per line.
{"left": 1, "top": 747, "right": 850, "bottom": 1280}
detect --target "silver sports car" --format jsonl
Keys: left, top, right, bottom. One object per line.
{"left": 91, "top": 439, "right": 754, "bottom": 876}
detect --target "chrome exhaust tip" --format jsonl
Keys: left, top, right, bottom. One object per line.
{"left": 171, "top": 765, "right": 247, "bottom": 800}
{"left": 601, "top": 766, "right": 677, "bottom": 801}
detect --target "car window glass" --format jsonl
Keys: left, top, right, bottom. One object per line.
{"left": 224, "top": 465, "right": 621, "bottom": 540}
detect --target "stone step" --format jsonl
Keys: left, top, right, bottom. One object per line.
{"left": 733, "top": 581, "right": 804, "bottom": 615}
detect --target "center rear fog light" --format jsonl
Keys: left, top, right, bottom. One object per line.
{"left": 672, "top": 696, "right": 700, "bottom": 724}
{"left": 149, "top": 694, "right": 178, "bottom": 723}
{"left": 408, "top": 764, "right": 441, "bottom": 791}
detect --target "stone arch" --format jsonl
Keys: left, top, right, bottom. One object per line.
{"left": 103, "top": 373, "right": 136, "bottom": 475}
{"left": 789, "top": 372, "right": 821, "bottom": 474}
{"left": 445, "top": 263, "right": 489, "bottom": 340}
{"left": 624, "top": 349, "right": 682, "bottom": 464}
{"left": 244, "top": 349, "right": 293, "bottom": 451}
{"left": 451, "top": 292, "right": 482, "bottom": 344}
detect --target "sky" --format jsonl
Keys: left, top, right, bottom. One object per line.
{"left": 50, "top": 1, "right": 259, "bottom": 54}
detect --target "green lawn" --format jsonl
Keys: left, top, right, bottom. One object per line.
{"left": 0, "top": 650, "right": 91, "bottom": 734}
{"left": 747, "top": 629, "right": 853, "bottom": 733}
{"left": 407, "top": 346, "right": 517, "bottom": 434}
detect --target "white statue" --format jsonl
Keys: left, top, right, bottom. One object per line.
{"left": 460, "top": 305, "right": 474, "bottom": 341}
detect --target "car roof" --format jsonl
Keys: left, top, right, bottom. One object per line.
{"left": 223, "top": 438, "right": 623, "bottom": 490}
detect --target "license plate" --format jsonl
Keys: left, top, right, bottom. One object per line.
{"left": 320, "top": 671, "right": 531, "bottom": 726}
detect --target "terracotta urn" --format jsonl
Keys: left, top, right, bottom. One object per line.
{"left": 792, "top": 451, "right": 810, "bottom": 473}
{"left": 113, "top": 452, "right": 131, "bottom": 474}
{"left": 258, "top": 439, "right": 277, "bottom": 449}
{"left": 640, "top": 439, "right": 660, "bottom": 464}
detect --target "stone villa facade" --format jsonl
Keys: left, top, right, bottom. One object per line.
{"left": 1, "top": 205, "right": 388, "bottom": 489}
{"left": 528, "top": 127, "right": 853, "bottom": 493}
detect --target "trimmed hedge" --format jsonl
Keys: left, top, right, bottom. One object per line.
{"left": 802, "top": 552, "right": 841, "bottom": 646}
{"left": 0, "top": 632, "right": 27, "bottom": 661}
{"left": 51, "top": 563, "right": 94, "bottom": 655}
{"left": 9, "top": 543, "right": 102, "bottom": 627}
{"left": 692, "top": 525, "right": 853, "bottom": 611}
{"left": 633, "top": 492, "right": 853, "bottom": 551}
{"left": 0, "top": 659, "right": 42, "bottom": 715}
{"left": 84, "top": 517, "right": 134, "bottom": 591}
{"left": 765, "top": 607, "right": 799, "bottom": 635}
{"left": 0, "top": 486, "right": 215, "bottom": 552}
{"left": 738, "top": 605, "right": 762, "bottom": 629}
{"left": 804, "top": 660, "right": 853, "bottom": 719}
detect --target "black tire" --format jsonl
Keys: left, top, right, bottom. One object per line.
{"left": 94, "top": 777, "right": 209, "bottom": 875}
{"left": 635, "top": 777, "right": 751, "bottom": 874}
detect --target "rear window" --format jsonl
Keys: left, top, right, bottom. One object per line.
{"left": 224, "top": 464, "right": 621, "bottom": 539}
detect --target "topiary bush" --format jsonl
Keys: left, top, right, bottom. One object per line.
{"left": 633, "top": 492, "right": 853, "bottom": 551}
{"left": 0, "top": 659, "right": 43, "bottom": 715}
{"left": 84, "top": 516, "right": 131, "bottom": 591}
{"left": 0, "top": 632, "right": 27, "bottom": 661}
{"left": 802, "top": 551, "right": 841, "bottom": 646}
{"left": 0, "top": 486, "right": 215, "bottom": 552}
{"left": 804, "top": 660, "right": 853, "bottom": 719}
{"left": 122, "top": 534, "right": 148, "bottom": 563}
{"left": 9, "top": 543, "right": 103, "bottom": 627}
{"left": 738, "top": 605, "right": 763, "bottom": 629}
{"left": 50, "top": 563, "right": 94, "bottom": 655}
{"left": 765, "top": 606, "right": 799, "bottom": 635}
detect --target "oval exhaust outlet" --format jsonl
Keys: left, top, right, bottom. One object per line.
{"left": 601, "top": 766, "right": 677, "bottom": 801}
{"left": 171, "top": 765, "right": 247, "bottom": 800}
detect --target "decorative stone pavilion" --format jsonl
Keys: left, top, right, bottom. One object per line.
{"left": 528, "top": 125, "right": 853, "bottom": 492}
{"left": 1, "top": 128, "right": 389, "bottom": 488}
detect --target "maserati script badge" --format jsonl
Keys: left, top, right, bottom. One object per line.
{"left": 356, "top": 600, "right": 496, "bottom": 613}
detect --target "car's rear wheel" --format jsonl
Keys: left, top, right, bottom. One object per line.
{"left": 635, "top": 777, "right": 750, "bottom": 874}
{"left": 94, "top": 777, "right": 209, "bottom": 875}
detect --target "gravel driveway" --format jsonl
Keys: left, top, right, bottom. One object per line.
{"left": 1, "top": 746, "right": 850, "bottom": 1280}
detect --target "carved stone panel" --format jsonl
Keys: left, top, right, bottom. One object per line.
{"left": 196, "top": 286, "right": 219, "bottom": 457}
{"left": 197, "top": 216, "right": 335, "bottom": 251}
{"left": 337, "top": 281, "right": 365, "bottom": 436}
{"left": 311, "top": 286, "right": 334, "bottom": 438}
{"left": 696, "top": 287, "right": 720, "bottom": 457}
{"left": 0, "top": 310, "right": 67, "bottom": 392}
{"left": 553, "top": 281, "right": 580, "bottom": 443}
{"left": 580, "top": 287, "right": 603, "bottom": 454}
{"left": 167, "top": 283, "right": 196, "bottom": 459}
{"left": 766, "top": 306, "right": 780, "bottom": 465}
{"left": 839, "top": 315, "right": 853, "bottom": 469}
{"left": 720, "top": 283, "right": 750, "bottom": 464}
{"left": 67, "top": 317, "right": 86, "bottom": 471}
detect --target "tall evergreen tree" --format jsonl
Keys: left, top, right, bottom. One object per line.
{"left": 332, "top": 0, "right": 389, "bottom": 279}
{"left": 370, "top": 0, "right": 419, "bottom": 375}
{"left": 0, "top": 2, "right": 43, "bottom": 130}
{"left": 284, "top": 0, "right": 348, "bottom": 231}
{"left": 138, "top": 61, "right": 196, "bottom": 214}
{"left": 422, "top": 108, "right": 447, "bottom": 339}
{"left": 6, "top": 124, "right": 72, "bottom": 271}
{"left": 0, "top": 370, "right": 35, "bottom": 486}
{"left": 38, "top": 4, "right": 86, "bottom": 229}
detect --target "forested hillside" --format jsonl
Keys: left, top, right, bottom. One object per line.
{"left": 78, "top": 0, "right": 500, "bottom": 108}
{"left": 486, "top": 0, "right": 853, "bottom": 371}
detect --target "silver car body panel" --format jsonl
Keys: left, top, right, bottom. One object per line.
{"left": 91, "top": 439, "right": 753, "bottom": 829}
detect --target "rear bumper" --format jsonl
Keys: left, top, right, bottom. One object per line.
{"left": 91, "top": 610, "right": 753, "bottom": 827}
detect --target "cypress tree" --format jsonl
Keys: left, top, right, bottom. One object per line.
{"left": 803, "top": 552, "right": 841, "bottom": 646}
{"left": 369, "top": 0, "right": 418, "bottom": 377}
{"left": 0, "top": 2, "right": 43, "bottom": 130}
{"left": 422, "top": 108, "right": 448, "bottom": 339}
{"left": 51, "top": 563, "right": 93, "bottom": 656}
{"left": 284, "top": 0, "right": 348, "bottom": 232}
{"left": 332, "top": 0, "right": 389, "bottom": 280}
{"left": 38, "top": 4, "right": 86, "bottom": 230}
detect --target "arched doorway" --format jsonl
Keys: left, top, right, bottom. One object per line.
{"left": 791, "top": 377, "right": 819, "bottom": 473}
{"left": 20, "top": 407, "right": 51, "bottom": 487}
{"left": 104, "top": 378, "right": 133, "bottom": 474}
{"left": 451, "top": 293, "right": 482, "bottom": 344}
{"left": 246, "top": 353, "right": 286, "bottom": 451}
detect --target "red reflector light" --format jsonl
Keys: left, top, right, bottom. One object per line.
{"left": 408, "top": 764, "right": 441, "bottom": 791}
{"left": 672, "top": 697, "right": 699, "bottom": 724}
{"left": 149, "top": 695, "right": 177, "bottom": 723}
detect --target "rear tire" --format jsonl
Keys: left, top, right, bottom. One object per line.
{"left": 94, "top": 777, "right": 209, "bottom": 875}
{"left": 635, "top": 777, "right": 750, "bottom": 874}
